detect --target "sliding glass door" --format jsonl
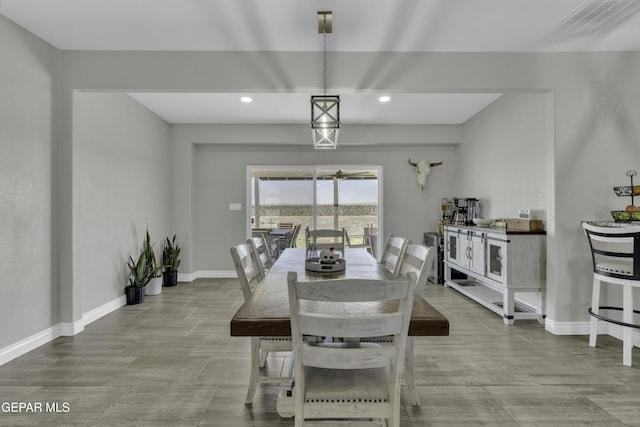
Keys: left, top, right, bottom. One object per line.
{"left": 248, "top": 165, "right": 381, "bottom": 253}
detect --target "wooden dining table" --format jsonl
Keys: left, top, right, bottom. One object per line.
{"left": 230, "top": 247, "right": 449, "bottom": 412}
{"left": 230, "top": 247, "right": 449, "bottom": 338}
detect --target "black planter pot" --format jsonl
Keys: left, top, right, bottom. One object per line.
{"left": 125, "top": 286, "right": 146, "bottom": 305}
{"left": 163, "top": 270, "right": 178, "bottom": 287}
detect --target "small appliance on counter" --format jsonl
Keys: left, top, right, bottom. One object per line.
{"left": 466, "top": 198, "right": 479, "bottom": 225}
{"left": 441, "top": 197, "right": 480, "bottom": 226}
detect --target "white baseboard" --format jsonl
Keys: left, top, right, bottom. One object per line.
{"left": 0, "top": 325, "right": 61, "bottom": 366}
{"left": 0, "top": 294, "right": 126, "bottom": 366}
{"left": 82, "top": 295, "right": 127, "bottom": 327}
{"left": 179, "top": 271, "right": 237, "bottom": 281}
{"left": 59, "top": 321, "right": 84, "bottom": 336}
{"left": 545, "top": 317, "right": 640, "bottom": 347}
{"left": 544, "top": 318, "right": 591, "bottom": 335}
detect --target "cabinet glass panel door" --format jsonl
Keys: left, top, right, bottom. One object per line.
{"left": 487, "top": 239, "right": 506, "bottom": 283}
{"left": 446, "top": 233, "right": 459, "bottom": 263}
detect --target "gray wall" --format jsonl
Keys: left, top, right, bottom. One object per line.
{"left": 0, "top": 16, "right": 173, "bottom": 357}
{"left": 0, "top": 15, "right": 59, "bottom": 349}
{"left": 185, "top": 140, "right": 458, "bottom": 272}
{"left": 73, "top": 92, "right": 172, "bottom": 312}
{"left": 459, "top": 93, "right": 550, "bottom": 222}
{"left": 551, "top": 54, "right": 640, "bottom": 328}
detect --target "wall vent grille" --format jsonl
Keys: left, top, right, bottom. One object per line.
{"left": 540, "top": 0, "right": 640, "bottom": 39}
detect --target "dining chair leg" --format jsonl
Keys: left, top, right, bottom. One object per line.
{"left": 259, "top": 347, "right": 268, "bottom": 367}
{"left": 245, "top": 337, "right": 261, "bottom": 404}
{"left": 405, "top": 337, "right": 421, "bottom": 406}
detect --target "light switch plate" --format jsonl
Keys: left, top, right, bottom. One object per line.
{"left": 229, "top": 203, "right": 242, "bottom": 211}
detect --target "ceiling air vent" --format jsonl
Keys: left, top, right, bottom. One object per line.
{"left": 540, "top": 0, "right": 640, "bottom": 39}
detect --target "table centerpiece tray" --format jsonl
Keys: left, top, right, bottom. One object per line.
{"left": 305, "top": 258, "right": 346, "bottom": 273}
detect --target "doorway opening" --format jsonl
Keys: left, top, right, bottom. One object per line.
{"left": 247, "top": 165, "right": 382, "bottom": 257}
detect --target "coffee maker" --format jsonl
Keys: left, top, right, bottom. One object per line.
{"left": 454, "top": 198, "right": 467, "bottom": 225}
{"left": 441, "top": 197, "right": 480, "bottom": 226}
{"left": 466, "top": 198, "right": 479, "bottom": 225}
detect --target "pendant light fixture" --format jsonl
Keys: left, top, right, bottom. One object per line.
{"left": 311, "top": 11, "right": 340, "bottom": 149}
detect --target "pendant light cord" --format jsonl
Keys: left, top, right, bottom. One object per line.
{"left": 323, "top": 16, "right": 327, "bottom": 96}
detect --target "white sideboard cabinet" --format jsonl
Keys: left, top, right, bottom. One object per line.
{"left": 444, "top": 225, "right": 546, "bottom": 325}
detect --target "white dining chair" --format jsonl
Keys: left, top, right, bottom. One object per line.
{"left": 379, "top": 233, "right": 409, "bottom": 276}
{"left": 279, "top": 223, "right": 302, "bottom": 252}
{"left": 361, "top": 243, "right": 435, "bottom": 406}
{"left": 248, "top": 236, "right": 274, "bottom": 275}
{"left": 343, "top": 228, "right": 373, "bottom": 253}
{"left": 252, "top": 228, "right": 277, "bottom": 258}
{"left": 366, "top": 227, "right": 379, "bottom": 258}
{"left": 230, "top": 243, "right": 293, "bottom": 403}
{"left": 287, "top": 271, "right": 417, "bottom": 426}
{"left": 398, "top": 244, "right": 436, "bottom": 295}
{"left": 395, "top": 243, "right": 436, "bottom": 406}
{"left": 582, "top": 221, "right": 640, "bottom": 367}
{"left": 305, "top": 227, "right": 346, "bottom": 253}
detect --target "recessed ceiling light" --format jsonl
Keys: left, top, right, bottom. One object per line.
{"left": 240, "top": 96, "right": 252, "bottom": 103}
{"left": 379, "top": 96, "right": 391, "bottom": 103}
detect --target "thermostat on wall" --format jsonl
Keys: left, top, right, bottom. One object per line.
{"left": 518, "top": 209, "right": 531, "bottom": 219}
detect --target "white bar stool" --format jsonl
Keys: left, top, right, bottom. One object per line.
{"left": 582, "top": 221, "right": 640, "bottom": 366}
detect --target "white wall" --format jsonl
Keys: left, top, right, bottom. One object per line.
{"left": 459, "top": 93, "right": 550, "bottom": 221}
{"left": 0, "top": 16, "right": 59, "bottom": 349}
{"left": 73, "top": 92, "right": 172, "bottom": 313}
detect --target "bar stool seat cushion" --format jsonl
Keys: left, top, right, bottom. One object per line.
{"left": 596, "top": 261, "right": 633, "bottom": 276}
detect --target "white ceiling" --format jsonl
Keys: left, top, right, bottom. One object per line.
{"left": 126, "top": 92, "right": 504, "bottom": 125}
{"left": 3, "top": 0, "right": 640, "bottom": 125}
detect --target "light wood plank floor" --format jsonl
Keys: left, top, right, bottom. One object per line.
{"left": 1, "top": 278, "right": 639, "bottom": 426}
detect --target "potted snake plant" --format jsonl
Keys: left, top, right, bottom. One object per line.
{"left": 125, "top": 248, "right": 151, "bottom": 305}
{"left": 143, "top": 229, "right": 163, "bottom": 296}
{"left": 162, "top": 234, "right": 181, "bottom": 287}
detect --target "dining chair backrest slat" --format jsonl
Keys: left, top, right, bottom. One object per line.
{"left": 380, "top": 233, "right": 409, "bottom": 276}
{"left": 306, "top": 227, "right": 346, "bottom": 252}
{"left": 398, "top": 244, "right": 436, "bottom": 294}
{"left": 248, "top": 236, "right": 274, "bottom": 274}
{"left": 230, "top": 243, "right": 265, "bottom": 301}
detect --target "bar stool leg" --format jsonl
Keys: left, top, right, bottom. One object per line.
{"left": 589, "top": 277, "right": 601, "bottom": 348}
{"left": 623, "top": 284, "right": 633, "bottom": 367}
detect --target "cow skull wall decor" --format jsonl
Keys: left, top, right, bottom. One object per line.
{"left": 408, "top": 158, "right": 443, "bottom": 191}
